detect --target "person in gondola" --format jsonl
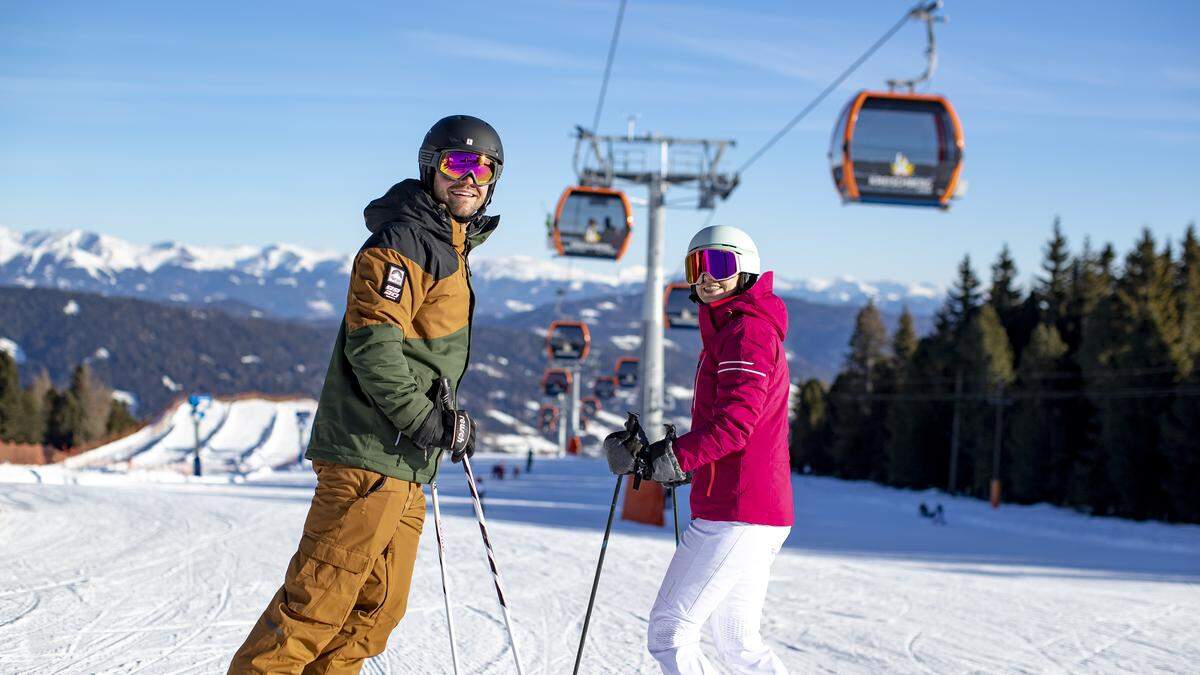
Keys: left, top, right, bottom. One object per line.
{"left": 606, "top": 225, "right": 793, "bottom": 674}
{"left": 603, "top": 215, "right": 619, "bottom": 247}
{"left": 229, "top": 115, "right": 502, "bottom": 673}
{"left": 584, "top": 217, "right": 602, "bottom": 244}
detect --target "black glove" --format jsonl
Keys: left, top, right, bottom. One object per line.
{"left": 413, "top": 378, "right": 477, "bottom": 463}
{"left": 645, "top": 425, "right": 690, "bottom": 486}
{"left": 603, "top": 412, "right": 646, "bottom": 475}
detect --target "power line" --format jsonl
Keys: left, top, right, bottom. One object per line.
{"left": 735, "top": 1, "right": 935, "bottom": 175}
{"left": 830, "top": 385, "right": 1200, "bottom": 404}
{"left": 591, "top": 0, "right": 628, "bottom": 133}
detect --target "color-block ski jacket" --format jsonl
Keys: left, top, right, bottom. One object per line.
{"left": 306, "top": 179, "right": 498, "bottom": 483}
{"left": 673, "top": 272, "right": 794, "bottom": 526}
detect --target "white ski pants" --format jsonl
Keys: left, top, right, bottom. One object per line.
{"left": 647, "top": 518, "right": 791, "bottom": 674}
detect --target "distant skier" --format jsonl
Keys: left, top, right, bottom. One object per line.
{"left": 526, "top": 447, "right": 534, "bottom": 474}
{"left": 228, "top": 115, "right": 504, "bottom": 673}
{"left": 919, "top": 502, "right": 946, "bottom": 525}
{"left": 606, "top": 226, "right": 793, "bottom": 674}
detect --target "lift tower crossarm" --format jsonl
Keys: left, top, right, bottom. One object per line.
{"left": 571, "top": 126, "right": 739, "bottom": 436}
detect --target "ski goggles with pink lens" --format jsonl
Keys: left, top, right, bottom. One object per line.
{"left": 684, "top": 248, "right": 740, "bottom": 284}
{"left": 437, "top": 150, "right": 499, "bottom": 185}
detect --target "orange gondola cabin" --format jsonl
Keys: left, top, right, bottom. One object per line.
{"left": 550, "top": 186, "right": 633, "bottom": 260}
{"left": 829, "top": 90, "right": 963, "bottom": 209}
{"left": 541, "top": 368, "right": 572, "bottom": 397}
{"left": 614, "top": 357, "right": 640, "bottom": 389}
{"left": 546, "top": 320, "right": 591, "bottom": 361}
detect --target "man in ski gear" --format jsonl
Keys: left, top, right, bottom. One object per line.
{"left": 627, "top": 225, "right": 794, "bottom": 674}
{"left": 228, "top": 115, "right": 503, "bottom": 674}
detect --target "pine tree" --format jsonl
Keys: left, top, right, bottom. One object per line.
{"left": 1007, "top": 323, "right": 1070, "bottom": 504}
{"left": 886, "top": 332, "right": 956, "bottom": 489}
{"left": 892, "top": 308, "right": 918, "bottom": 366}
{"left": 1097, "top": 229, "right": 1185, "bottom": 519}
{"left": 106, "top": 400, "right": 140, "bottom": 437}
{"left": 70, "top": 364, "right": 113, "bottom": 444}
{"left": 1159, "top": 366, "right": 1200, "bottom": 522}
{"left": 45, "top": 389, "right": 84, "bottom": 450}
{"left": 831, "top": 302, "right": 890, "bottom": 480}
{"left": 989, "top": 244, "right": 1024, "bottom": 352}
{"left": 0, "top": 352, "right": 22, "bottom": 441}
{"left": 1038, "top": 216, "right": 1072, "bottom": 332}
{"left": 790, "top": 379, "right": 831, "bottom": 474}
{"left": 1177, "top": 224, "right": 1200, "bottom": 369}
{"left": 959, "top": 304, "right": 1015, "bottom": 496}
{"left": 24, "top": 370, "right": 53, "bottom": 445}
{"left": 946, "top": 255, "right": 983, "bottom": 335}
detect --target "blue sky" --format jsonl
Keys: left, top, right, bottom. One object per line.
{"left": 1, "top": 0, "right": 1197, "bottom": 287}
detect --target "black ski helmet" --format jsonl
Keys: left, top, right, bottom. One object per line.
{"left": 418, "top": 115, "right": 504, "bottom": 216}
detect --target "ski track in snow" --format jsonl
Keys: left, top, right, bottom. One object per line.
{"left": 1, "top": 457, "right": 1199, "bottom": 674}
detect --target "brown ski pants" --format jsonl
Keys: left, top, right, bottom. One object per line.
{"left": 228, "top": 460, "right": 425, "bottom": 674}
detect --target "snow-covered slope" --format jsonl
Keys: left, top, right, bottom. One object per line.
{"left": 0, "top": 456, "right": 1196, "bottom": 673}
{"left": 65, "top": 397, "right": 318, "bottom": 474}
{"left": 0, "top": 227, "right": 945, "bottom": 319}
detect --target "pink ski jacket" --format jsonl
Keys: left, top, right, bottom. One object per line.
{"left": 672, "top": 272, "right": 794, "bottom": 526}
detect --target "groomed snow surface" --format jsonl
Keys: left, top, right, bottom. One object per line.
{"left": 2, "top": 454, "right": 1197, "bottom": 674}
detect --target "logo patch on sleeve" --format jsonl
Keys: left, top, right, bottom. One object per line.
{"left": 380, "top": 263, "right": 406, "bottom": 301}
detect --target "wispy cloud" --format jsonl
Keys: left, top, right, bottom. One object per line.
{"left": 400, "top": 31, "right": 584, "bottom": 69}
{"left": 656, "top": 33, "right": 831, "bottom": 83}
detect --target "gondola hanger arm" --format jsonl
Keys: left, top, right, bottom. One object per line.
{"left": 886, "top": 0, "right": 946, "bottom": 92}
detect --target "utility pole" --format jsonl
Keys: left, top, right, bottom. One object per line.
{"left": 569, "top": 365, "right": 582, "bottom": 451}
{"left": 574, "top": 127, "right": 738, "bottom": 435}
{"left": 557, "top": 391, "right": 567, "bottom": 457}
{"left": 948, "top": 368, "right": 963, "bottom": 493}
{"left": 990, "top": 382, "right": 1010, "bottom": 509}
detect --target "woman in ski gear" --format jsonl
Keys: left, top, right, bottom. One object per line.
{"left": 612, "top": 225, "right": 794, "bottom": 674}
{"left": 229, "top": 115, "right": 502, "bottom": 674}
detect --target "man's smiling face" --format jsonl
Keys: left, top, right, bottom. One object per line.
{"left": 432, "top": 166, "right": 491, "bottom": 220}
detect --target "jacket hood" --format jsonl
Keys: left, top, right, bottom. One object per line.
{"left": 363, "top": 179, "right": 500, "bottom": 251}
{"left": 701, "top": 271, "right": 788, "bottom": 341}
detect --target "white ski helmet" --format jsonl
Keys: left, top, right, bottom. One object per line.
{"left": 686, "top": 225, "right": 761, "bottom": 276}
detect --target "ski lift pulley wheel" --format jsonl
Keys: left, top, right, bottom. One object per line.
{"left": 546, "top": 320, "right": 592, "bottom": 361}
{"left": 551, "top": 186, "right": 634, "bottom": 260}
{"left": 614, "top": 357, "right": 640, "bottom": 389}
{"left": 541, "top": 368, "right": 572, "bottom": 397}
{"left": 664, "top": 282, "right": 700, "bottom": 329}
{"left": 829, "top": 90, "right": 964, "bottom": 209}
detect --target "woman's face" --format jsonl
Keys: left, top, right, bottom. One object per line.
{"left": 693, "top": 272, "right": 739, "bottom": 304}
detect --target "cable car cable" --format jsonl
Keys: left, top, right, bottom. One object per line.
{"left": 591, "top": 0, "right": 629, "bottom": 133}
{"left": 735, "top": 1, "right": 939, "bottom": 176}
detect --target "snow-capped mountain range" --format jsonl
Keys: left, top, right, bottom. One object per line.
{"left": 0, "top": 227, "right": 944, "bottom": 319}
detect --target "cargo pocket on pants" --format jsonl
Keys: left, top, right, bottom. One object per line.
{"left": 285, "top": 534, "right": 373, "bottom": 627}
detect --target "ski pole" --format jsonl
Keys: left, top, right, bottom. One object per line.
{"left": 462, "top": 454, "right": 526, "bottom": 675}
{"left": 430, "top": 482, "right": 460, "bottom": 675}
{"left": 670, "top": 486, "right": 680, "bottom": 547}
{"left": 663, "top": 424, "right": 681, "bottom": 547}
{"left": 573, "top": 474, "right": 623, "bottom": 675}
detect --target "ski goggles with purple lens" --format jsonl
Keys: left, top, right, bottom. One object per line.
{"left": 684, "top": 248, "right": 740, "bottom": 284}
{"left": 437, "top": 150, "right": 499, "bottom": 185}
